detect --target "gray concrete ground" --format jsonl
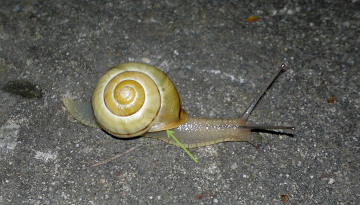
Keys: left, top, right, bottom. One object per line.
{"left": 0, "top": 0, "right": 359, "bottom": 204}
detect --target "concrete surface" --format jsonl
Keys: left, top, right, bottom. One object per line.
{"left": 0, "top": 0, "right": 359, "bottom": 204}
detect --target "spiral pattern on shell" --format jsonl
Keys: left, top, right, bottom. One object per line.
{"left": 92, "top": 62, "right": 187, "bottom": 138}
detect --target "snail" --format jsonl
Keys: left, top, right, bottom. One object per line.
{"left": 62, "top": 62, "right": 294, "bottom": 148}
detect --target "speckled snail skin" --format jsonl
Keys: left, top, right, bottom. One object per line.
{"left": 62, "top": 62, "right": 294, "bottom": 148}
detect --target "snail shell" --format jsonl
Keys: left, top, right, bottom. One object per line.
{"left": 91, "top": 62, "right": 187, "bottom": 138}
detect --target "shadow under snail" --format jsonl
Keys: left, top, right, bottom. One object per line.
{"left": 62, "top": 62, "right": 294, "bottom": 148}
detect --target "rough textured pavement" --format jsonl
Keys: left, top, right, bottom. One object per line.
{"left": 0, "top": 0, "right": 359, "bottom": 204}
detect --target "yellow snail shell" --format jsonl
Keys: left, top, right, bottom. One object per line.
{"left": 92, "top": 62, "right": 187, "bottom": 137}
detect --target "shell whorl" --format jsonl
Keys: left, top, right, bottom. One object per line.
{"left": 92, "top": 62, "right": 187, "bottom": 138}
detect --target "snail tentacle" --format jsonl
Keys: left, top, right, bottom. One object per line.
{"left": 241, "top": 64, "right": 285, "bottom": 120}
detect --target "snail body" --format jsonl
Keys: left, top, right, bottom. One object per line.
{"left": 62, "top": 62, "right": 293, "bottom": 148}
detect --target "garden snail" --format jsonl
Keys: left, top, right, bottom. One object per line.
{"left": 62, "top": 62, "right": 294, "bottom": 148}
